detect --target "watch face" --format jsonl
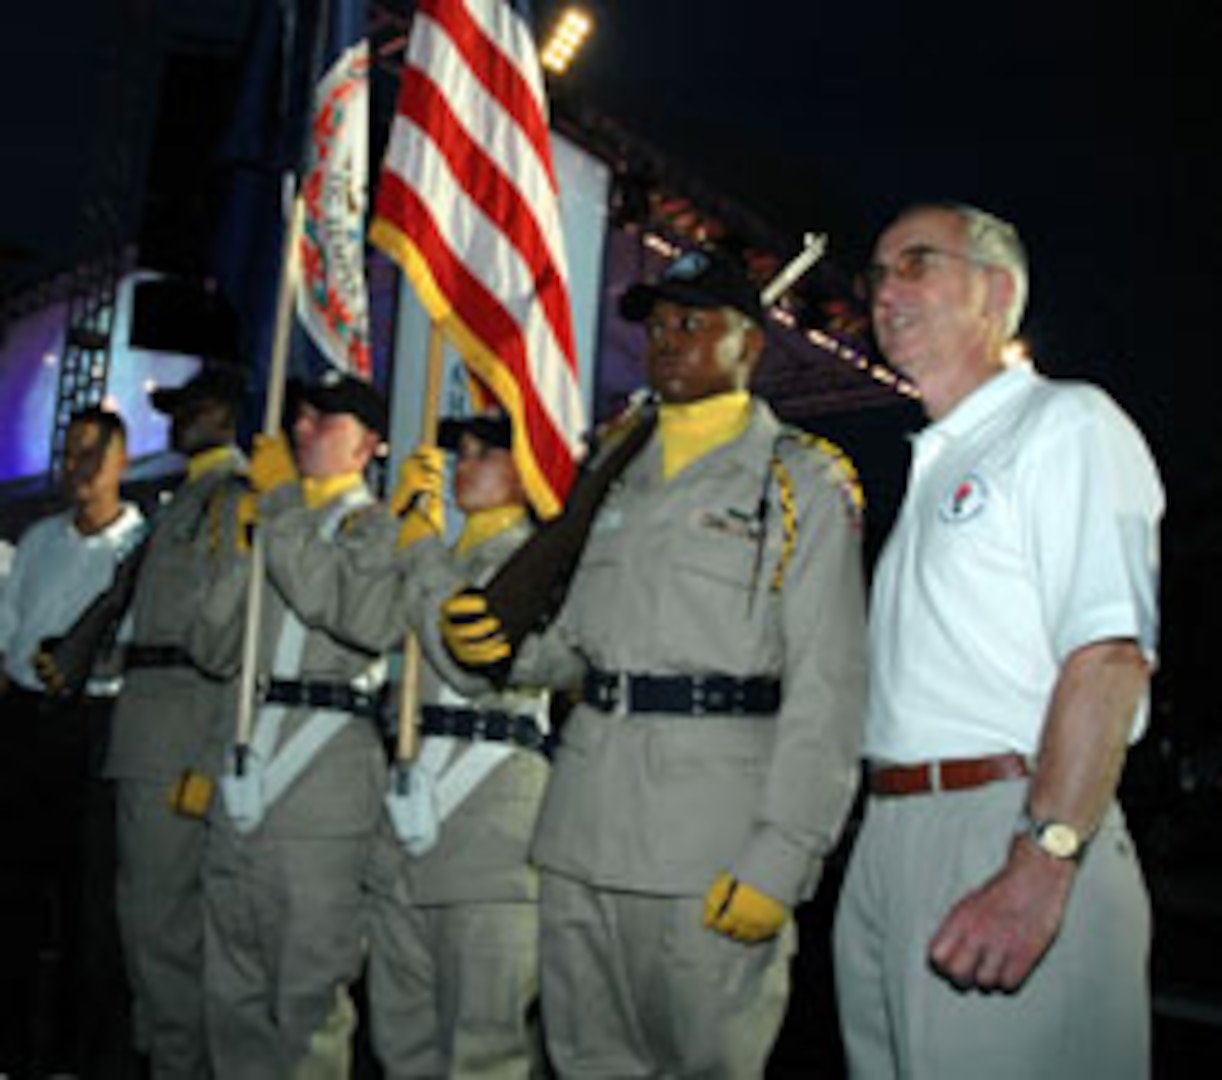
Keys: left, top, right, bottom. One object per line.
{"left": 1039, "top": 822, "right": 1082, "bottom": 859}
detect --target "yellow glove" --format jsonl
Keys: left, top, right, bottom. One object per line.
{"left": 392, "top": 445, "right": 445, "bottom": 549}
{"left": 249, "top": 432, "right": 298, "bottom": 494}
{"left": 390, "top": 445, "right": 445, "bottom": 516}
{"left": 440, "top": 588, "right": 512, "bottom": 667}
{"left": 234, "top": 491, "right": 258, "bottom": 552}
{"left": 703, "top": 873, "right": 789, "bottom": 943}
{"left": 168, "top": 769, "right": 215, "bottom": 820}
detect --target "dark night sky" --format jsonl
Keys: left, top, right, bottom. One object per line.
{"left": 2, "top": 0, "right": 1220, "bottom": 510}
{"left": 543, "top": 0, "right": 1222, "bottom": 512}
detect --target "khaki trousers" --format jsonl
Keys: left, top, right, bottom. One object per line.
{"left": 202, "top": 816, "right": 370, "bottom": 1080}
{"left": 833, "top": 779, "right": 1151, "bottom": 1080}
{"left": 115, "top": 778, "right": 211, "bottom": 1079}
{"left": 539, "top": 871, "right": 794, "bottom": 1079}
{"left": 367, "top": 880, "right": 542, "bottom": 1080}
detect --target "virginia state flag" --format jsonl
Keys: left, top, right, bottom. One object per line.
{"left": 213, "top": 0, "right": 372, "bottom": 389}
{"left": 295, "top": 0, "right": 372, "bottom": 377}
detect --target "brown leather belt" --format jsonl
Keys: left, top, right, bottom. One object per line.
{"left": 868, "top": 752, "right": 1030, "bottom": 797}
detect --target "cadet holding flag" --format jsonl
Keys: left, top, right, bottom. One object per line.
{"left": 443, "top": 249, "right": 869, "bottom": 1077}
{"left": 187, "top": 373, "right": 395, "bottom": 1079}
{"left": 314, "top": 409, "right": 549, "bottom": 1078}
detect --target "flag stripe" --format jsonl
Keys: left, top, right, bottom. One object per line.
{"left": 405, "top": 16, "right": 565, "bottom": 271}
{"left": 370, "top": 187, "right": 576, "bottom": 511}
{"left": 371, "top": 0, "right": 583, "bottom": 515}
{"left": 417, "top": 0, "right": 556, "bottom": 191}
{"left": 376, "top": 152, "right": 582, "bottom": 463}
{"left": 390, "top": 66, "right": 577, "bottom": 365}
{"left": 378, "top": 111, "right": 583, "bottom": 455}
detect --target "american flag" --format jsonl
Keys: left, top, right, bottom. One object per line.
{"left": 369, "top": 0, "right": 584, "bottom": 517}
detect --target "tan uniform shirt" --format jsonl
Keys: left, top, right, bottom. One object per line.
{"left": 401, "top": 517, "right": 549, "bottom": 905}
{"left": 190, "top": 483, "right": 396, "bottom": 836}
{"left": 516, "top": 399, "right": 867, "bottom": 907}
{"left": 106, "top": 450, "right": 246, "bottom": 780}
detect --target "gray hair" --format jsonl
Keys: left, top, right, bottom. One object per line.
{"left": 900, "top": 202, "right": 1030, "bottom": 338}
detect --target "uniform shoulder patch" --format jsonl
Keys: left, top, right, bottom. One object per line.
{"left": 786, "top": 431, "right": 865, "bottom": 525}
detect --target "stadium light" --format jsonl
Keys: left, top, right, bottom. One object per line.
{"left": 541, "top": 7, "right": 593, "bottom": 75}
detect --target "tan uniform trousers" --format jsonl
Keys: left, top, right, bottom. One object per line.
{"left": 539, "top": 870, "right": 794, "bottom": 1079}
{"left": 203, "top": 817, "right": 369, "bottom": 1080}
{"left": 115, "top": 778, "right": 211, "bottom": 1079}
{"left": 367, "top": 886, "right": 541, "bottom": 1079}
{"left": 833, "top": 778, "right": 1151, "bottom": 1080}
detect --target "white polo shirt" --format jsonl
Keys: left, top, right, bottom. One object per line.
{"left": 865, "top": 366, "right": 1163, "bottom": 764}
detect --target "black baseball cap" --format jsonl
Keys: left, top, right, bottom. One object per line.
{"left": 619, "top": 248, "right": 765, "bottom": 325}
{"left": 437, "top": 411, "right": 512, "bottom": 451}
{"left": 293, "top": 371, "right": 389, "bottom": 438}
{"left": 150, "top": 361, "right": 248, "bottom": 415}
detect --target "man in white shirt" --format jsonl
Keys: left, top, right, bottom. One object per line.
{"left": 832, "top": 203, "right": 1164, "bottom": 1079}
{"left": 0, "top": 406, "right": 145, "bottom": 1077}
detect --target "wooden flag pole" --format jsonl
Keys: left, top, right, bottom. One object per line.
{"left": 233, "top": 186, "right": 305, "bottom": 774}
{"left": 393, "top": 321, "right": 446, "bottom": 776}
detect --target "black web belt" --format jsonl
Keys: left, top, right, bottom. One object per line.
{"left": 582, "top": 669, "right": 781, "bottom": 717}
{"left": 261, "top": 678, "right": 384, "bottom": 722}
{"left": 125, "top": 644, "right": 195, "bottom": 670}
{"left": 420, "top": 704, "right": 552, "bottom": 756}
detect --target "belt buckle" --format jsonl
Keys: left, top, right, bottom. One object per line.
{"left": 690, "top": 678, "right": 707, "bottom": 716}
{"left": 928, "top": 760, "right": 943, "bottom": 794}
{"left": 470, "top": 710, "right": 488, "bottom": 740}
{"left": 702, "top": 678, "right": 735, "bottom": 714}
{"left": 613, "top": 671, "right": 630, "bottom": 717}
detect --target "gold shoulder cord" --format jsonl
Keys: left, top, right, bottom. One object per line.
{"left": 804, "top": 433, "right": 865, "bottom": 518}
{"left": 768, "top": 455, "right": 798, "bottom": 593}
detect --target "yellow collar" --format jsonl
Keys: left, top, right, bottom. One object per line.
{"left": 302, "top": 472, "right": 363, "bottom": 510}
{"left": 456, "top": 505, "right": 528, "bottom": 556}
{"left": 658, "top": 391, "right": 752, "bottom": 480}
{"left": 186, "top": 446, "right": 235, "bottom": 483}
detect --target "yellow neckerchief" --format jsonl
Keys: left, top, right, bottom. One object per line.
{"left": 186, "top": 445, "right": 234, "bottom": 483}
{"left": 456, "top": 505, "right": 528, "bottom": 557}
{"left": 302, "top": 472, "right": 363, "bottom": 510}
{"left": 658, "top": 390, "right": 751, "bottom": 480}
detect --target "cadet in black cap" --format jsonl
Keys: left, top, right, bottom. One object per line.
{"left": 353, "top": 409, "right": 551, "bottom": 1078}
{"left": 619, "top": 246, "right": 766, "bottom": 326}
{"left": 103, "top": 358, "right": 250, "bottom": 1078}
{"left": 442, "top": 246, "right": 868, "bottom": 1077}
{"left": 150, "top": 360, "right": 248, "bottom": 420}
{"left": 291, "top": 370, "right": 390, "bottom": 441}
{"left": 187, "top": 368, "right": 398, "bottom": 1078}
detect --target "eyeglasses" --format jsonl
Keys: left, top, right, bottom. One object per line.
{"left": 859, "top": 244, "right": 987, "bottom": 300}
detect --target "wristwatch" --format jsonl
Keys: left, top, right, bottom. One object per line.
{"left": 1015, "top": 809, "right": 1085, "bottom": 861}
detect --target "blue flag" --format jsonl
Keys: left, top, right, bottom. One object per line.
{"left": 212, "top": 0, "right": 371, "bottom": 406}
